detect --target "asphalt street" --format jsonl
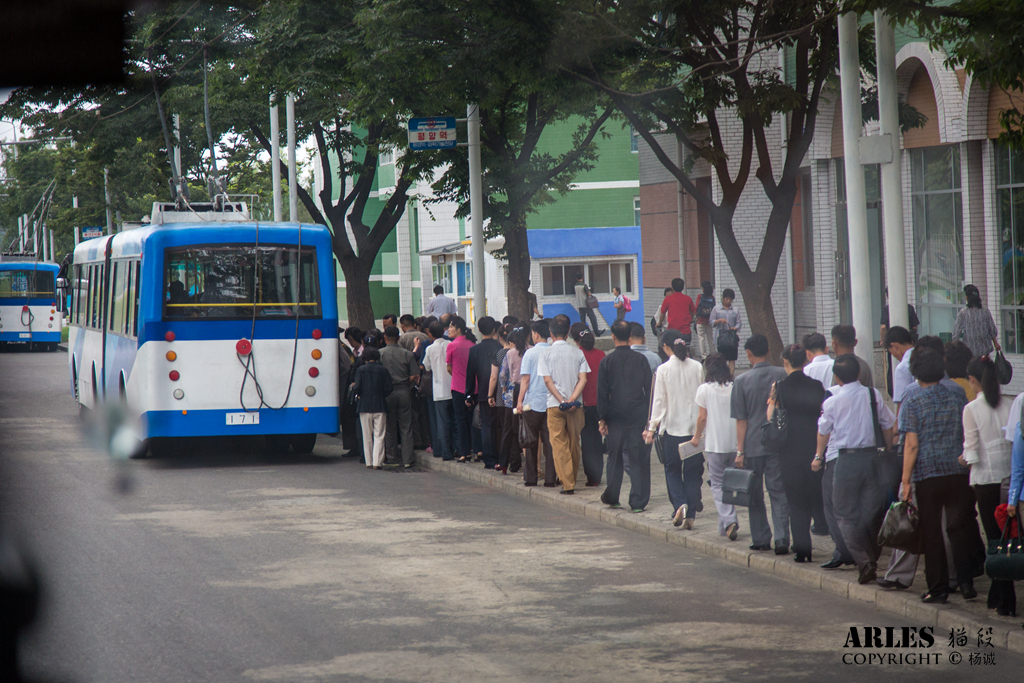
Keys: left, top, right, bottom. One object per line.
{"left": 1, "top": 347, "right": 1021, "bottom": 682}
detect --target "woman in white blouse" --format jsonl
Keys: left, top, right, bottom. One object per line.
{"left": 959, "top": 356, "right": 1015, "bottom": 615}
{"left": 643, "top": 329, "right": 706, "bottom": 528}
{"left": 690, "top": 352, "right": 739, "bottom": 540}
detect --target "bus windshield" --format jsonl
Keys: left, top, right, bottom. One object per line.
{"left": 0, "top": 269, "right": 56, "bottom": 299}
{"left": 163, "top": 245, "right": 321, "bottom": 320}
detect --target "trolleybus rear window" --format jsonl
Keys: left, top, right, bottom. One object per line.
{"left": 0, "top": 270, "right": 56, "bottom": 299}
{"left": 163, "top": 245, "right": 321, "bottom": 320}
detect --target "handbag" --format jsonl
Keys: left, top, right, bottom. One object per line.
{"left": 995, "top": 350, "right": 1013, "bottom": 385}
{"left": 985, "top": 483, "right": 1024, "bottom": 581}
{"left": 653, "top": 433, "right": 665, "bottom": 464}
{"left": 721, "top": 467, "right": 754, "bottom": 507}
{"left": 868, "top": 384, "right": 901, "bottom": 500}
{"left": 586, "top": 295, "right": 600, "bottom": 309}
{"left": 717, "top": 328, "right": 738, "bottom": 349}
{"left": 518, "top": 410, "right": 537, "bottom": 447}
{"left": 877, "top": 501, "right": 922, "bottom": 554}
{"left": 760, "top": 382, "right": 788, "bottom": 452}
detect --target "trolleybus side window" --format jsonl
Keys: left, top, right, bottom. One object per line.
{"left": 163, "top": 245, "right": 321, "bottom": 320}
{"left": 132, "top": 261, "right": 140, "bottom": 337}
{"left": 110, "top": 262, "right": 125, "bottom": 333}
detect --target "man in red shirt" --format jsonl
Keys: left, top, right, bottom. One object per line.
{"left": 658, "top": 278, "right": 696, "bottom": 342}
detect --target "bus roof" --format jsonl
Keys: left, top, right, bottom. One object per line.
{"left": 73, "top": 221, "right": 333, "bottom": 263}
{"left": 0, "top": 261, "right": 60, "bottom": 273}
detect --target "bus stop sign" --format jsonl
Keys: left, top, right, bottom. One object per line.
{"left": 408, "top": 117, "right": 457, "bottom": 150}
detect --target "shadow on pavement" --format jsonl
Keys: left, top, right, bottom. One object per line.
{"left": 142, "top": 435, "right": 347, "bottom": 470}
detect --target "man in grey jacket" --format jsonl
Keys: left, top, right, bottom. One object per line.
{"left": 574, "top": 274, "right": 605, "bottom": 336}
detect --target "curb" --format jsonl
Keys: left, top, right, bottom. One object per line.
{"left": 415, "top": 450, "right": 1024, "bottom": 655}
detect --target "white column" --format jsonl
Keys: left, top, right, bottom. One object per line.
{"left": 74, "top": 226, "right": 80, "bottom": 247}
{"left": 286, "top": 95, "right": 298, "bottom": 222}
{"left": 875, "top": 11, "right": 909, "bottom": 334}
{"left": 42, "top": 225, "right": 48, "bottom": 262}
{"left": 50, "top": 230, "right": 56, "bottom": 262}
{"left": 18, "top": 216, "right": 23, "bottom": 251}
{"left": 838, "top": 13, "right": 874, "bottom": 368}
{"left": 104, "top": 167, "right": 113, "bottom": 235}
{"left": 173, "top": 114, "right": 182, "bottom": 186}
{"left": 270, "top": 96, "right": 282, "bottom": 222}
{"left": 467, "top": 104, "right": 485, "bottom": 323}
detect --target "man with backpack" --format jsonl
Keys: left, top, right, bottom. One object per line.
{"left": 694, "top": 281, "right": 716, "bottom": 361}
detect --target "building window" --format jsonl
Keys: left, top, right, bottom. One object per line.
{"left": 432, "top": 263, "right": 453, "bottom": 294}
{"left": 379, "top": 149, "right": 394, "bottom": 165}
{"left": 630, "top": 126, "right": 639, "bottom": 153}
{"left": 910, "top": 146, "right": 964, "bottom": 338}
{"left": 997, "top": 144, "right": 1024, "bottom": 353}
{"left": 633, "top": 196, "right": 641, "bottom": 226}
{"left": 541, "top": 261, "right": 632, "bottom": 296}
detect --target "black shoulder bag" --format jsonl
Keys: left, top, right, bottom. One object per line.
{"left": 869, "top": 386, "right": 900, "bottom": 499}
{"left": 760, "top": 382, "right": 788, "bottom": 452}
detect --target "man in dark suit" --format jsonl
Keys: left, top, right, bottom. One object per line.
{"left": 464, "top": 316, "right": 503, "bottom": 469}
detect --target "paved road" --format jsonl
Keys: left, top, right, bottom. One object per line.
{"left": 2, "top": 348, "right": 1021, "bottom": 682}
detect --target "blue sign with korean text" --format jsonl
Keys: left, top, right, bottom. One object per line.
{"left": 408, "top": 117, "right": 458, "bottom": 150}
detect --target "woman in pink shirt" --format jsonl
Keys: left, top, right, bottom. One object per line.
{"left": 445, "top": 316, "right": 476, "bottom": 461}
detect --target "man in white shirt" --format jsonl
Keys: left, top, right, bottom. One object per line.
{"left": 426, "top": 285, "right": 458, "bottom": 317}
{"left": 423, "top": 321, "right": 453, "bottom": 460}
{"left": 802, "top": 332, "right": 834, "bottom": 390}
{"left": 539, "top": 315, "right": 590, "bottom": 494}
{"left": 517, "top": 320, "right": 555, "bottom": 487}
{"left": 885, "top": 326, "right": 915, "bottom": 413}
{"left": 814, "top": 355, "right": 895, "bottom": 585}
{"left": 629, "top": 322, "right": 663, "bottom": 371}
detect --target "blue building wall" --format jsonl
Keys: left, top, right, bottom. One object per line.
{"left": 527, "top": 226, "right": 644, "bottom": 325}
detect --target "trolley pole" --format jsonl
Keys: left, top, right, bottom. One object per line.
{"left": 271, "top": 95, "right": 282, "bottom": 222}
{"left": 286, "top": 95, "right": 298, "bottom": 223}
{"left": 104, "top": 167, "right": 114, "bottom": 236}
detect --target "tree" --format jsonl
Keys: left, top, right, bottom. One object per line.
{"left": 360, "top": 0, "right": 615, "bottom": 322}
{"left": 556, "top": 0, "right": 847, "bottom": 358}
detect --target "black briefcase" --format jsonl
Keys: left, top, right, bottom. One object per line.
{"left": 722, "top": 467, "right": 754, "bottom": 507}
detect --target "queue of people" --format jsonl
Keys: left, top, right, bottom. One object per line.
{"left": 338, "top": 280, "right": 1024, "bottom": 622}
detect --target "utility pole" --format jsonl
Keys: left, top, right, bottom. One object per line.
{"left": 875, "top": 12, "right": 909, "bottom": 335}
{"left": 270, "top": 95, "right": 282, "bottom": 222}
{"left": 838, "top": 14, "right": 874, "bottom": 369}
{"left": 467, "top": 103, "right": 485, "bottom": 323}
{"left": 286, "top": 95, "right": 298, "bottom": 222}
{"left": 50, "top": 230, "right": 55, "bottom": 263}
{"left": 173, "top": 114, "right": 182, "bottom": 187}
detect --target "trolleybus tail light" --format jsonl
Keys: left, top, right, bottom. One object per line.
{"left": 308, "top": 367, "right": 319, "bottom": 378}
{"left": 169, "top": 370, "right": 180, "bottom": 381}
{"left": 311, "top": 349, "right": 322, "bottom": 360}
{"left": 236, "top": 339, "right": 252, "bottom": 355}
{"left": 305, "top": 386, "right": 316, "bottom": 397}
{"left": 166, "top": 351, "right": 177, "bottom": 361}
{"left": 165, "top": 331, "right": 176, "bottom": 342}
{"left": 312, "top": 328, "right": 322, "bottom": 340}
{"left": 173, "top": 389, "right": 184, "bottom": 400}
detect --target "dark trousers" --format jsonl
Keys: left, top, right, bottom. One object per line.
{"left": 747, "top": 454, "right": 790, "bottom": 547}
{"left": 451, "top": 390, "right": 472, "bottom": 459}
{"left": 581, "top": 406, "right": 604, "bottom": 485}
{"left": 496, "top": 406, "right": 518, "bottom": 470}
{"left": 833, "top": 450, "right": 884, "bottom": 572}
{"left": 811, "top": 481, "right": 827, "bottom": 534}
{"left": 974, "top": 483, "right": 1017, "bottom": 612}
{"left": 604, "top": 422, "right": 650, "bottom": 510}
{"left": 780, "top": 463, "right": 818, "bottom": 559}
{"left": 916, "top": 474, "right": 984, "bottom": 597}
{"left": 414, "top": 386, "right": 431, "bottom": 449}
{"left": 522, "top": 409, "right": 555, "bottom": 486}
{"left": 385, "top": 385, "right": 414, "bottom": 466}
{"left": 578, "top": 306, "right": 603, "bottom": 332}
{"left": 822, "top": 459, "right": 854, "bottom": 563}
{"left": 661, "top": 433, "right": 705, "bottom": 518}
{"left": 431, "top": 398, "right": 454, "bottom": 460}
{"left": 478, "top": 401, "right": 497, "bottom": 469}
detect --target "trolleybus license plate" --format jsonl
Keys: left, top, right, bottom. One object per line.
{"left": 226, "top": 412, "right": 259, "bottom": 425}
{"left": 19, "top": 333, "right": 30, "bottom": 338}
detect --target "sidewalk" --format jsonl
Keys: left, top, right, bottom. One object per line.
{"left": 414, "top": 448, "right": 1024, "bottom": 654}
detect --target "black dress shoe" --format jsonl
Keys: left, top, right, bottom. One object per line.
{"left": 524, "top": 482, "right": 537, "bottom": 487}
{"left": 559, "top": 488, "right": 575, "bottom": 495}
{"left": 794, "top": 554, "right": 812, "bottom": 563}
{"left": 858, "top": 566, "right": 878, "bottom": 585}
{"left": 749, "top": 544, "right": 771, "bottom": 551}
{"left": 876, "top": 578, "right": 910, "bottom": 590}
{"left": 921, "top": 592, "right": 948, "bottom": 604}
{"left": 543, "top": 482, "right": 558, "bottom": 487}
{"left": 961, "top": 583, "right": 978, "bottom": 600}
{"left": 774, "top": 544, "right": 789, "bottom": 556}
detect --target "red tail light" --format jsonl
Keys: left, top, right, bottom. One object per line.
{"left": 169, "top": 370, "right": 180, "bottom": 381}
{"left": 312, "top": 328, "right": 322, "bottom": 340}
{"left": 308, "top": 367, "right": 319, "bottom": 378}
{"left": 165, "top": 331, "right": 176, "bottom": 342}
{"left": 236, "top": 339, "right": 252, "bottom": 355}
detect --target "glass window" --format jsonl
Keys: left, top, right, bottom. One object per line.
{"left": 132, "top": 262, "right": 141, "bottom": 337}
{"left": 432, "top": 263, "right": 453, "bottom": 295}
{"left": 634, "top": 196, "right": 641, "bottom": 226}
{"left": 0, "top": 269, "right": 54, "bottom": 299}
{"left": 610, "top": 262, "right": 632, "bottom": 293}
{"left": 110, "top": 262, "right": 125, "bottom": 333}
{"left": 630, "top": 126, "right": 639, "bottom": 153}
{"left": 163, "top": 245, "right": 321, "bottom": 320}
{"left": 563, "top": 265, "right": 584, "bottom": 295}
{"left": 588, "top": 263, "right": 610, "bottom": 294}
{"left": 910, "top": 146, "right": 964, "bottom": 338}
{"left": 997, "top": 144, "right": 1024, "bottom": 353}
{"left": 542, "top": 265, "right": 563, "bottom": 296}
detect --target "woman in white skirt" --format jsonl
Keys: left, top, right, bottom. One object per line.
{"left": 690, "top": 352, "right": 739, "bottom": 539}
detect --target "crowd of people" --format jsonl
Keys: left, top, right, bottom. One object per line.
{"left": 338, "top": 280, "right": 1024, "bottom": 621}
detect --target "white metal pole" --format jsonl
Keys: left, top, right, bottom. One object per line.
{"left": 50, "top": 230, "right": 56, "bottom": 262}
{"left": 271, "top": 96, "right": 282, "bottom": 222}
{"left": 173, "top": 114, "right": 182, "bottom": 186}
{"left": 467, "top": 103, "right": 485, "bottom": 323}
{"left": 42, "top": 225, "right": 48, "bottom": 262}
{"left": 875, "top": 11, "right": 909, "bottom": 335}
{"left": 33, "top": 221, "right": 38, "bottom": 257}
{"left": 838, "top": 13, "right": 874, "bottom": 369}
{"left": 286, "top": 94, "right": 298, "bottom": 222}
{"left": 74, "top": 226, "right": 80, "bottom": 247}
{"left": 18, "top": 216, "right": 23, "bottom": 251}
{"left": 104, "top": 167, "right": 114, "bottom": 235}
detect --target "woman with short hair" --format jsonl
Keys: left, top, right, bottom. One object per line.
{"left": 690, "top": 352, "right": 739, "bottom": 539}
{"left": 953, "top": 284, "right": 1000, "bottom": 358}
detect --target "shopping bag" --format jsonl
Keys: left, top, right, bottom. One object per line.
{"left": 518, "top": 411, "right": 537, "bottom": 447}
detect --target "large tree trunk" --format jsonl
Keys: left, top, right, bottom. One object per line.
{"left": 502, "top": 213, "right": 532, "bottom": 322}
{"left": 340, "top": 257, "right": 375, "bottom": 330}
